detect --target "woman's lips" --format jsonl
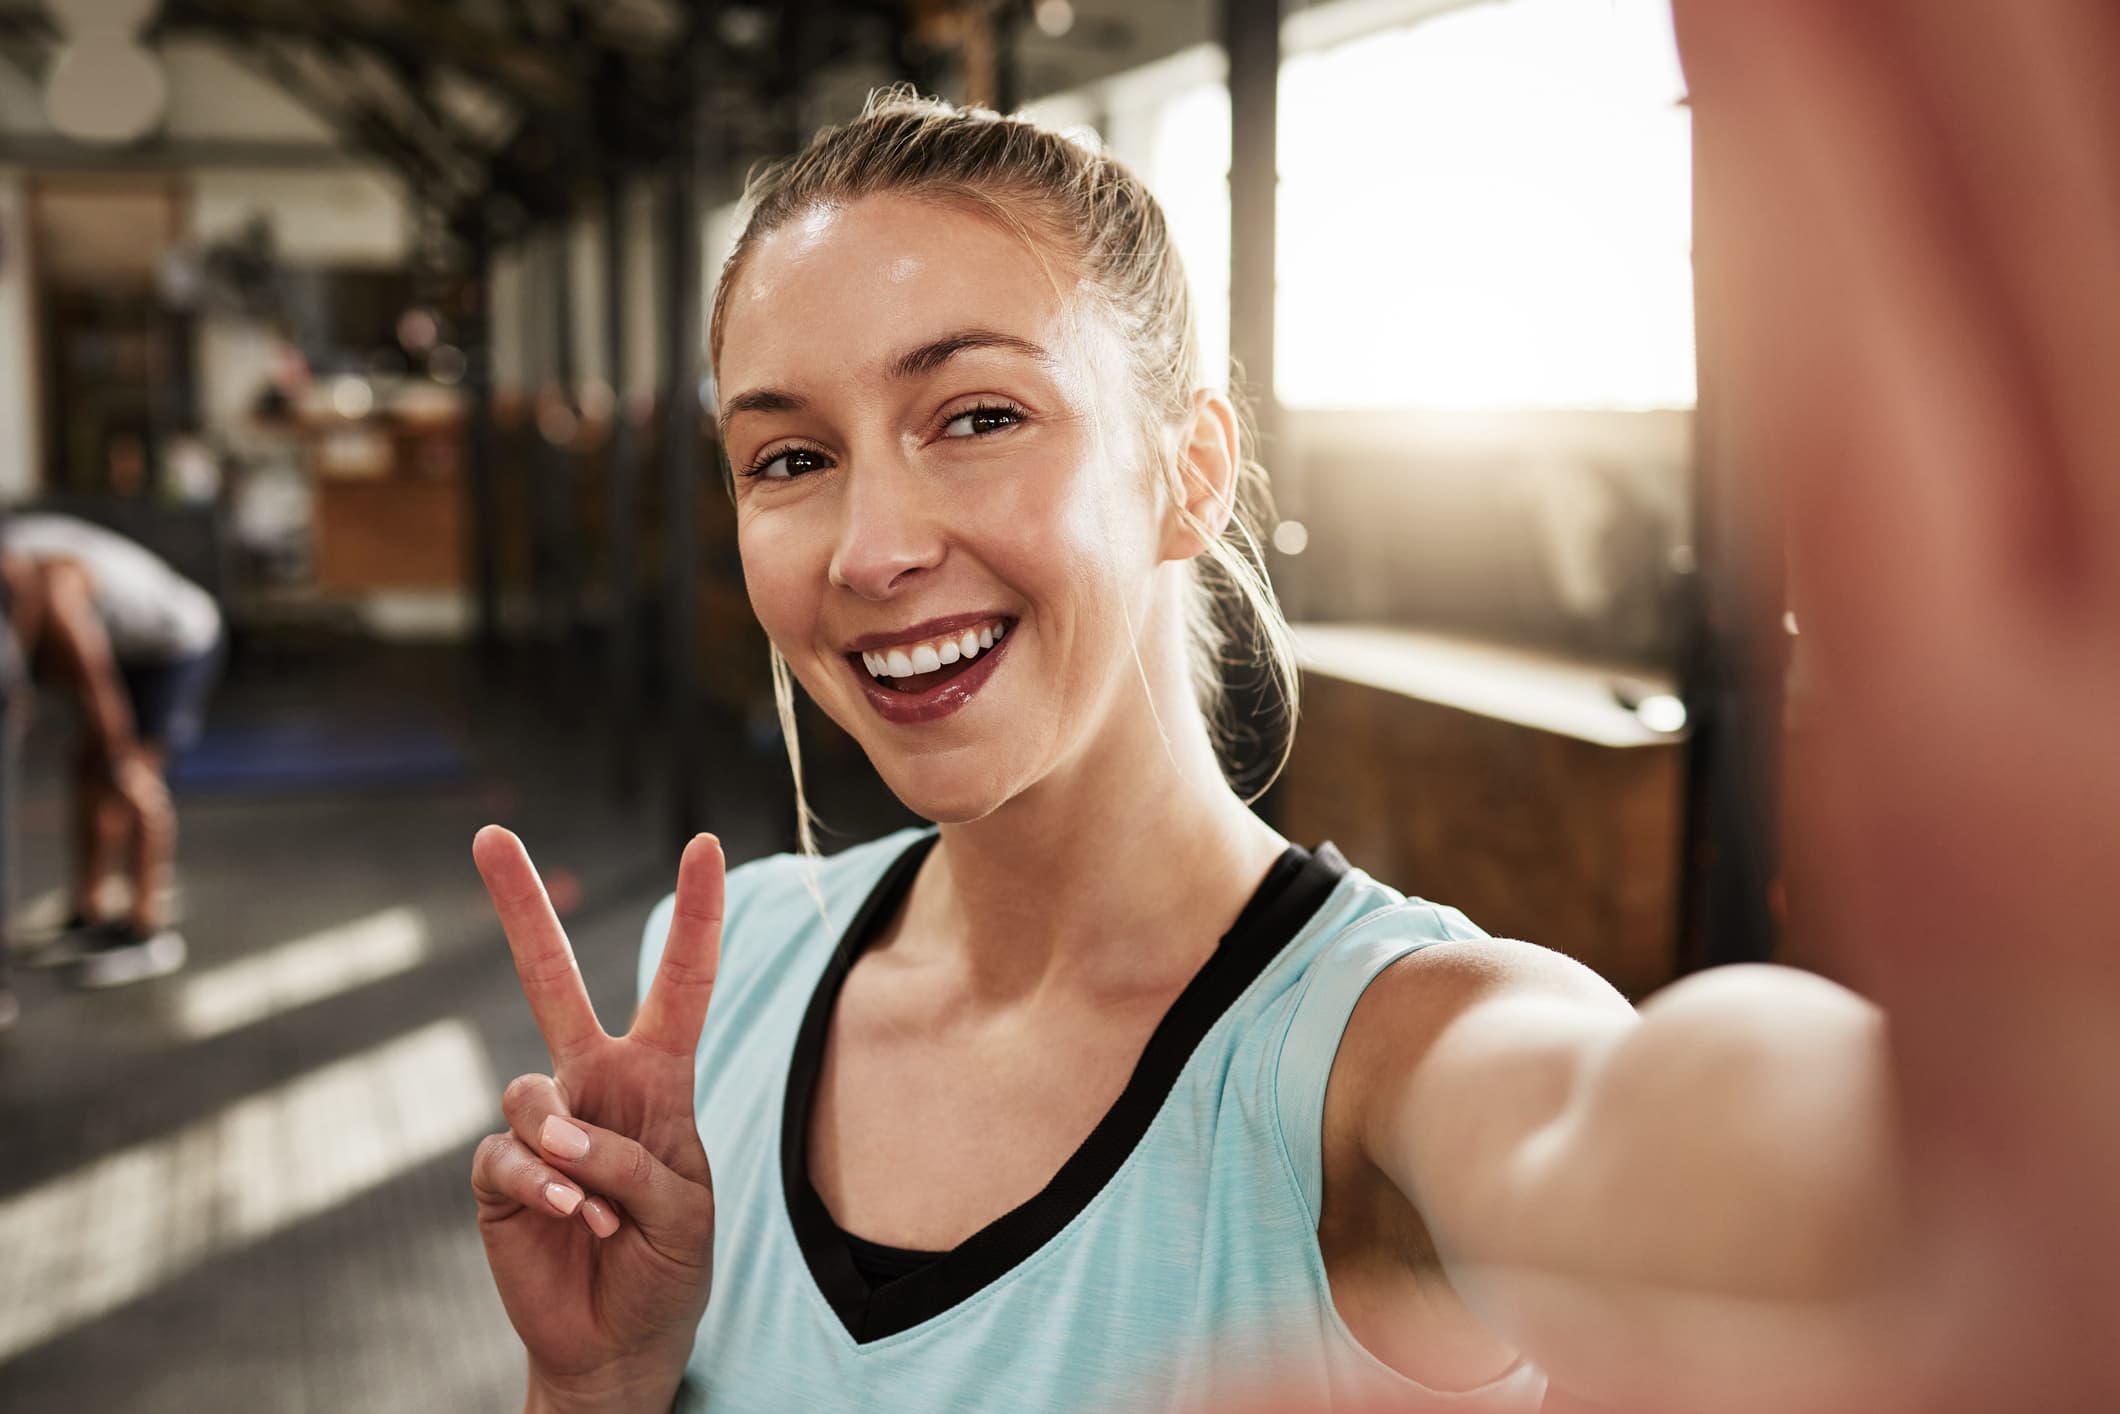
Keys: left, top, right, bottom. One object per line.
{"left": 850, "top": 625, "right": 1015, "bottom": 725}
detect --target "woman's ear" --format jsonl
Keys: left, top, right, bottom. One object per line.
{"left": 1161, "top": 388, "right": 1242, "bottom": 562}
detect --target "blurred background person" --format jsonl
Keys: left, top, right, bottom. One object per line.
{"left": 0, "top": 560, "right": 22, "bottom": 1031}
{"left": 0, "top": 512, "right": 221, "bottom": 985}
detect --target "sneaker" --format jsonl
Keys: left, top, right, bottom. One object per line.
{"left": 63, "top": 925, "right": 188, "bottom": 990}
{"left": 21, "top": 914, "right": 107, "bottom": 969}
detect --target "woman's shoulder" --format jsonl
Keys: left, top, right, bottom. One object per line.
{"left": 1270, "top": 857, "right": 1502, "bottom": 1099}
{"left": 1265, "top": 859, "right": 1506, "bottom": 1217}
{"left": 1259, "top": 857, "right": 1496, "bottom": 1088}
{"left": 1300, "top": 855, "right": 1491, "bottom": 973}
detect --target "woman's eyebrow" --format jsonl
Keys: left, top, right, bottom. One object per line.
{"left": 889, "top": 329, "right": 1053, "bottom": 380}
{"left": 718, "top": 388, "right": 805, "bottom": 437}
{"left": 719, "top": 330, "right": 1051, "bottom": 435}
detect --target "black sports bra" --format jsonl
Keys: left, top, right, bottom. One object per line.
{"left": 812, "top": 841, "right": 1328, "bottom": 1294}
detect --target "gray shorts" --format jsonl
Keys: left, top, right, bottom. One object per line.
{"left": 119, "top": 634, "right": 225, "bottom": 753}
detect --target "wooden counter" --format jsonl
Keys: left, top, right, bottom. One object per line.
{"left": 1282, "top": 625, "right": 1686, "bottom": 999}
{"left": 301, "top": 408, "right": 467, "bottom": 594}
{"left": 313, "top": 475, "right": 464, "bottom": 592}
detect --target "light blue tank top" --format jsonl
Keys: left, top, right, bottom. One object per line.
{"left": 637, "top": 829, "right": 1547, "bottom": 1413}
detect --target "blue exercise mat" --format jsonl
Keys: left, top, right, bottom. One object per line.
{"left": 167, "top": 716, "right": 471, "bottom": 793}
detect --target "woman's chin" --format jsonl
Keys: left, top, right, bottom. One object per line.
{"left": 874, "top": 764, "right": 1015, "bottom": 828}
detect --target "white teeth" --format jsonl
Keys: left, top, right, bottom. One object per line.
{"left": 856, "top": 619, "right": 1011, "bottom": 681}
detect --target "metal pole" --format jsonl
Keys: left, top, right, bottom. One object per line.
{"left": 465, "top": 227, "right": 502, "bottom": 670}
{"left": 0, "top": 605, "right": 20, "bottom": 1021}
{"left": 661, "top": 145, "right": 703, "bottom": 850}
{"left": 1223, "top": 0, "right": 1286, "bottom": 816}
{"left": 1224, "top": 0, "right": 1280, "bottom": 461}
{"left": 543, "top": 223, "right": 586, "bottom": 730}
{"left": 604, "top": 173, "right": 641, "bottom": 803}
{"left": 1675, "top": 68, "right": 1782, "bottom": 972}
{"left": 525, "top": 227, "right": 575, "bottom": 712}
{"left": 550, "top": 218, "right": 581, "bottom": 651}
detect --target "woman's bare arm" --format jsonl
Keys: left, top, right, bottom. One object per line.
{"left": 1347, "top": 944, "right": 1905, "bottom": 1414}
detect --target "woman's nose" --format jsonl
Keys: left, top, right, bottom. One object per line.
{"left": 827, "top": 455, "right": 945, "bottom": 600}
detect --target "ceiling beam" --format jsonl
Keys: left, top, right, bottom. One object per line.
{"left": 0, "top": 134, "right": 367, "bottom": 171}
{"left": 164, "top": 0, "right": 586, "bottom": 112}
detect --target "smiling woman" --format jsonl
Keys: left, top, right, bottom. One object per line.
{"left": 709, "top": 111, "right": 1299, "bottom": 834}
{"left": 469, "top": 85, "right": 1936, "bottom": 1414}
{"left": 715, "top": 177, "right": 1278, "bottom": 829}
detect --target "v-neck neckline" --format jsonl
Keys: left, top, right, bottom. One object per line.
{"left": 779, "top": 831, "right": 1350, "bottom": 1343}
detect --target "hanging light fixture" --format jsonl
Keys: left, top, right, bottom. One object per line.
{"left": 42, "top": 0, "right": 167, "bottom": 145}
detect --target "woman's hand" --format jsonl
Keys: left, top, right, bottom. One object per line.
{"left": 1678, "top": 0, "right": 2120, "bottom": 1408}
{"left": 470, "top": 828, "right": 725, "bottom": 1413}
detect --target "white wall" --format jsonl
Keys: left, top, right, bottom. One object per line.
{"left": 194, "top": 317, "right": 278, "bottom": 451}
{"left": 0, "top": 172, "right": 39, "bottom": 501}
{"left": 159, "top": 39, "right": 337, "bottom": 144}
{"left": 1274, "top": 407, "right": 1695, "bottom": 666}
{"left": 190, "top": 167, "right": 409, "bottom": 265}
{"left": 620, "top": 177, "right": 661, "bottom": 400}
{"left": 483, "top": 173, "right": 721, "bottom": 403}
{"left": 188, "top": 165, "right": 410, "bottom": 451}
{"left": 0, "top": 63, "right": 48, "bottom": 499}
{"left": 490, "top": 243, "right": 531, "bottom": 393}
{"left": 0, "top": 58, "right": 52, "bottom": 136}
{"left": 568, "top": 207, "right": 604, "bottom": 388}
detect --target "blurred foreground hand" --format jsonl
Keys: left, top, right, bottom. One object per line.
{"left": 1691, "top": 0, "right": 2120, "bottom": 1409}
{"left": 1204, "top": 0, "right": 2120, "bottom": 1408}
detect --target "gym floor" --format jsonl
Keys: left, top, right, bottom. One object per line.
{"left": 0, "top": 632, "right": 899, "bottom": 1412}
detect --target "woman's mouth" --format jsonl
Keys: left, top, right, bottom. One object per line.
{"left": 845, "top": 615, "right": 1015, "bottom": 725}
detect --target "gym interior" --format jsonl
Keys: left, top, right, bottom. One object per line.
{"left": 5, "top": 2, "right": 2093, "bottom": 1412}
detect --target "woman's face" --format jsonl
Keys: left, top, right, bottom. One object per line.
{"left": 716, "top": 194, "right": 1172, "bottom": 824}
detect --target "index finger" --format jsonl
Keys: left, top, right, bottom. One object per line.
{"left": 630, "top": 833, "right": 725, "bottom": 1057}
{"left": 474, "top": 824, "right": 605, "bottom": 1059}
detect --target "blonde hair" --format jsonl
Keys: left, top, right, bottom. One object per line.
{"left": 711, "top": 88, "right": 1299, "bottom": 852}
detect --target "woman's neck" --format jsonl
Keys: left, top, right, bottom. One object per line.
{"left": 906, "top": 615, "right": 1286, "bottom": 1007}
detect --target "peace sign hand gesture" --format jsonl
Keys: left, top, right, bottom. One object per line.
{"left": 469, "top": 827, "right": 724, "bottom": 1414}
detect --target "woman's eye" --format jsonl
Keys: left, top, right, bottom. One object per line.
{"left": 749, "top": 447, "right": 830, "bottom": 480}
{"left": 941, "top": 405, "right": 1023, "bottom": 439}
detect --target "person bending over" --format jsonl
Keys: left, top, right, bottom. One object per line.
{"left": 0, "top": 514, "right": 222, "bottom": 988}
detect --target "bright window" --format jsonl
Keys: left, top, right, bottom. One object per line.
{"left": 1275, "top": 0, "right": 1694, "bottom": 409}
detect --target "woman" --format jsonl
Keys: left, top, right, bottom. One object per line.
{"left": 471, "top": 92, "right": 1882, "bottom": 1413}
{"left": 467, "top": 0, "right": 2120, "bottom": 1405}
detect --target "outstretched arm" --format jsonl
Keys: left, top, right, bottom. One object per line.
{"left": 1348, "top": 0, "right": 2120, "bottom": 1409}
{"left": 1350, "top": 944, "right": 1905, "bottom": 1414}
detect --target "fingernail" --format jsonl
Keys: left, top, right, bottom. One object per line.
{"left": 541, "top": 1115, "right": 591, "bottom": 1159}
{"left": 545, "top": 1182, "right": 582, "bottom": 1216}
{"left": 582, "top": 1197, "right": 620, "bottom": 1239}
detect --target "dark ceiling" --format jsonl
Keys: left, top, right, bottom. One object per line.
{"left": 0, "top": 0, "right": 1213, "bottom": 251}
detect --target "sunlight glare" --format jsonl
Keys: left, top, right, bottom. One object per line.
{"left": 0, "top": 1019, "right": 495, "bottom": 1363}
{"left": 167, "top": 905, "right": 431, "bottom": 1041}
